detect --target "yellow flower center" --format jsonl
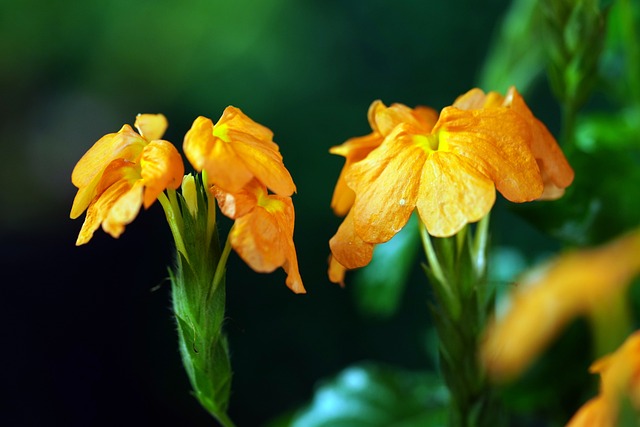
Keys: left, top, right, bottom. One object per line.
{"left": 257, "top": 190, "right": 284, "bottom": 214}
{"left": 212, "top": 123, "right": 230, "bottom": 142}
{"left": 413, "top": 133, "right": 447, "bottom": 153}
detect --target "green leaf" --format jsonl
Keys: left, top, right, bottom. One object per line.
{"left": 575, "top": 108, "right": 640, "bottom": 152}
{"left": 283, "top": 363, "right": 448, "bottom": 427}
{"left": 351, "top": 214, "right": 420, "bottom": 318}
{"left": 478, "top": 0, "right": 546, "bottom": 94}
{"left": 513, "top": 145, "right": 640, "bottom": 245}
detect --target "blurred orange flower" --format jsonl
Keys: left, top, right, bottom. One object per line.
{"left": 213, "top": 179, "right": 305, "bottom": 294}
{"left": 183, "top": 106, "right": 296, "bottom": 196}
{"left": 567, "top": 331, "right": 640, "bottom": 427}
{"left": 481, "top": 228, "right": 640, "bottom": 382}
{"left": 70, "top": 114, "right": 184, "bottom": 245}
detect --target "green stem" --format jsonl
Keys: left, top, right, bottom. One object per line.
{"left": 422, "top": 218, "right": 502, "bottom": 427}
{"left": 420, "top": 224, "right": 460, "bottom": 320}
{"left": 560, "top": 101, "right": 578, "bottom": 150}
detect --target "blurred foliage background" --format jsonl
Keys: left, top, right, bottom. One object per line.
{"left": 2, "top": 0, "right": 638, "bottom": 426}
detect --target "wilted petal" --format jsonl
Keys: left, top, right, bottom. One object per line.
{"left": 417, "top": 152, "right": 496, "bottom": 237}
{"left": 134, "top": 113, "right": 168, "bottom": 141}
{"left": 140, "top": 140, "right": 185, "bottom": 208}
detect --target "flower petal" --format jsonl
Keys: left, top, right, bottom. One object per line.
{"left": 134, "top": 113, "right": 168, "bottom": 141}
{"left": 231, "top": 204, "right": 286, "bottom": 272}
{"left": 329, "top": 210, "right": 374, "bottom": 270}
{"left": 504, "top": 87, "right": 574, "bottom": 196}
{"left": 347, "top": 125, "right": 426, "bottom": 243}
{"left": 230, "top": 135, "right": 296, "bottom": 196}
{"left": 417, "top": 152, "right": 496, "bottom": 237}
{"left": 70, "top": 125, "right": 146, "bottom": 218}
{"left": 184, "top": 116, "right": 255, "bottom": 192}
{"left": 140, "top": 140, "right": 185, "bottom": 208}
{"left": 453, "top": 88, "right": 504, "bottom": 110}
{"left": 329, "top": 133, "right": 383, "bottom": 216}
{"left": 436, "top": 106, "right": 544, "bottom": 202}
{"left": 229, "top": 185, "right": 305, "bottom": 293}
{"left": 481, "top": 229, "right": 640, "bottom": 382}
{"left": 184, "top": 112, "right": 296, "bottom": 196}
{"left": 75, "top": 159, "right": 140, "bottom": 245}
{"left": 328, "top": 255, "right": 347, "bottom": 287}
{"left": 103, "top": 181, "right": 144, "bottom": 238}
{"left": 212, "top": 182, "right": 259, "bottom": 220}
{"left": 71, "top": 125, "right": 145, "bottom": 188}
{"left": 567, "top": 331, "right": 640, "bottom": 426}
{"left": 217, "top": 105, "right": 275, "bottom": 145}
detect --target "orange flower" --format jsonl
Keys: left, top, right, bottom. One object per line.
{"left": 330, "top": 96, "right": 547, "bottom": 271}
{"left": 481, "top": 228, "right": 640, "bottom": 382}
{"left": 183, "top": 106, "right": 296, "bottom": 196}
{"left": 453, "top": 86, "right": 574, "bottom": 199}
{"left": 213, "top": 179, "right": 305, "bottom": 294}
{"left": 330, "top": 101, "right": 438, "bottom": 216}
{"left": 567, "top": 331, "right": 640, "bottom": 427}
{"left": 70, "top": 114, "right": 184, "bottom": 245}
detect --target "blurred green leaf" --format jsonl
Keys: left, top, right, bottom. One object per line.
{"left": 478, "top": 0, "right": 546, "bottom": 94}
{"left": 600, "top": 0, "right": 640, "bottom": 105}
{"left": 279, "top": 363, "right": 448, "bottom": 427}
{"left": 352, "top": 214, "right": 420, "bottom": 319}
{"left": 514, "top": 144, "right": 640, "bottom": 245}
{"left": 576, "top": 108, "right": 640, "bottom": 152}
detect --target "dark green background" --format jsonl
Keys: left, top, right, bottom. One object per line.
{"left": 0, "top": 0, "right": 559, "bottom": 425}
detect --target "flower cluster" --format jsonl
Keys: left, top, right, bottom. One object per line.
{"left": 71, "top": 108, "right": 304, "bottom": 293}
{"left": 328, "top": 87, "right": 574, "bottom": 284}
{"left": 184, "top": 108, "right": 304, "bottom": 293}
{"left": 70, "top": 114, "right": 184, "bottom": 245}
